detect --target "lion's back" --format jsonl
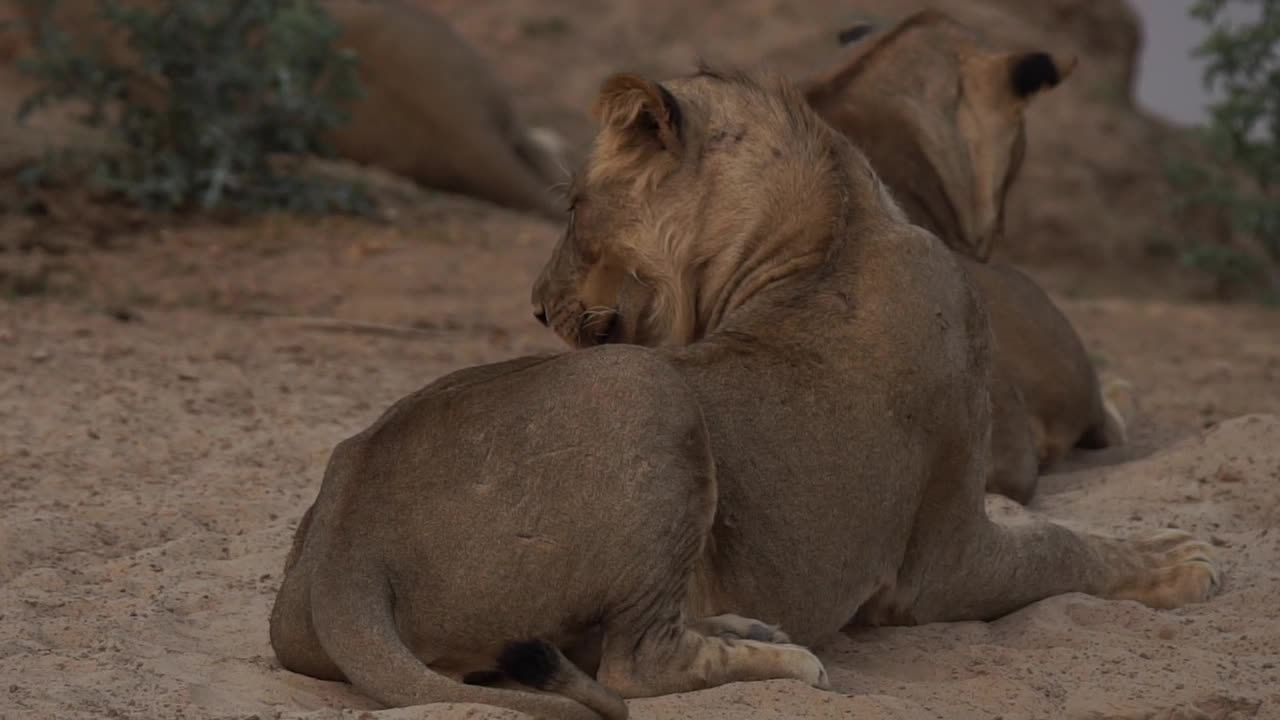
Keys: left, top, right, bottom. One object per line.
{"left": 330, "top": 345, "right": 708, "bottom": 504}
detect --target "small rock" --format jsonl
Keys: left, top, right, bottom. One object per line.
{"left": 108, "top": 306, "right": 141, "bottom": 323}
{"left": 1216, "top": 467, "right": 1244, "bottom": 483}
{"left": 29, "top": 349, "right": 50, "bottom": 362}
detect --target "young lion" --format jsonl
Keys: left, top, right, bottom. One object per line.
{"left": 803, "top": 10, "right": 1125, "bottom": 502}
{"left": 274, "top": 68, "right": 1218, "bottom": 720}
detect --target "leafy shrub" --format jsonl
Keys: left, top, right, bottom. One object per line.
{"left": 16, "top": 0, "right": 373, "bottom": 215}
{"left": 1171, "top": 0, "right": 1280, "bottom": 301}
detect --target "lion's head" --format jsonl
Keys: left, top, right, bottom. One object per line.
{"left": 531, "top": 67, "right": 900, "bottom": 349}
{"left": 804, "top": 10, "right": 1076, "bottom": 260}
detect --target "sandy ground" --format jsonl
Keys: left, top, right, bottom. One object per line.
{"left": 1, "top": 190, "right": 1278, "bottom": 720}
{"left": 2, "top": 0, "right": 1280, "bottom": 718}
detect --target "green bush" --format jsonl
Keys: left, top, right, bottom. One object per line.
{"left": 1172, "top": 0, "right": 1280, "bottom": 301}
{"left": 16, "top": 0, "right": 373, "bottom": 215}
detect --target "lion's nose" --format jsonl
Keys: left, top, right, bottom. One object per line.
{"left": 533, "top": 307, "right": 548, "bottom": 327}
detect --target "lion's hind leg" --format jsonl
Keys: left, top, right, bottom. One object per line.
{"left": 269, "top": 504, "right": 344, "bottom": 680}
{"left": 597, "top": 606, "right": 829, "bottom": 698}
{"left": 587, "top": 446, "right": 826, "bottom": 696}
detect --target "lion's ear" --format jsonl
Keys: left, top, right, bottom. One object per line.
{"left": 592, "top": 74, "right": 683, "bottom": 155}
{"left": 1008, "top": 51, "right": 1077, "bottom": 100}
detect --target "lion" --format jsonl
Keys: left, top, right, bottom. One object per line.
{"left": 11, "top": 0, "right": 567, "bottom": 219}
{"left": 273, "top": 68, "right": 1218, "bottom": 720}
{"left": 321, "top": 0, "right": 568, "bottom": 220}
{"left": 800, "top": 10, "right": 1127, "bottom": 502}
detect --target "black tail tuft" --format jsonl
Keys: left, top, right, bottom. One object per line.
{"left": 497, "top": 639, "right": 563, "bottom": 690}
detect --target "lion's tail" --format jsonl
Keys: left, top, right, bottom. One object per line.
{"left": 520, "top": 126, "right": 571, "bottom": 185}
{"left": 1080, "top": 376, "right": 1134, "bottom": 449}
{"left": 1100, "top": 376, "right": 1135, "bottom": 446}
{"left": 310, "top": 560, "right": 626, "bottom": 720}
{"left": 493, "top": 637, "right": 629, "bottom": 718}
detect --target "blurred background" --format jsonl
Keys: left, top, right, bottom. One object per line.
{"left": 1131, "top": 0, "right": 1242, "bottom": 126}
{"left": 0, "top": 0, "right": 1275, "bottom": 304}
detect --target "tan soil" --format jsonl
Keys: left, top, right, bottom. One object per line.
{"left": 2, "top": 1, "right": 1279, "bottom": 719}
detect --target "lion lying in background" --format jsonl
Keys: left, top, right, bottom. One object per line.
{"left": 10, "top": 0, "right": 567, "bottom": 219}
{"left": 263, "top": 66, "right": 1217, "bottom": 720}
{"left": 802, "top": 10, "right": 1127, "bottom": 502}
{"left": 323, "top": 0, "right": 567, "bottom": 219}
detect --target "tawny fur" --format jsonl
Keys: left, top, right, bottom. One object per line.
{"left": 273, "top": 69, "right": 1218, "bottom": 719}
{"left": 801, "top": 10, "right": 1122, "bottom": 502}
{"left": 11, "top": 0, "right": 567, "bottom": 219}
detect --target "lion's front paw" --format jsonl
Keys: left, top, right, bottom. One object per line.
{"left": 1110, "top": 529, "right": 1221, "bottom": 609}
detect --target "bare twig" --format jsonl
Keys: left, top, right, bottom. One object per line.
{"left": 256, "top": 313, "right": 441, "bottom": 339}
